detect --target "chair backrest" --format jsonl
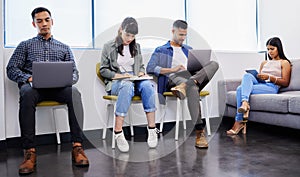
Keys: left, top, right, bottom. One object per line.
{"left": 96, "top": 62, "right": 105, "bottom": 83}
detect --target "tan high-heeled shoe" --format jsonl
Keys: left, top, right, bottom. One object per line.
{"left": 238, "top": 101, "right": 250, "bottom": 122}
{"left": 226, "top": 122, "right": 247, "bottom": 135}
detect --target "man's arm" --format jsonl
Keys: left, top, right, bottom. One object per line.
{"left": 6, "top": 41, "right": 31, "bottom": 84}
{"left": 160, "top": 65, "right": 185, "bottom": 74}
{"left": 146, "top": 48, "right": 161, "bottom": 76}
{"left": 64, "top": 47, "right": 79, "bottom": 84}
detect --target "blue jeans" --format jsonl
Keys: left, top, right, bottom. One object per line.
{"left": 111, "top": 79, "right": 156, "bottom": 117}
{"left": 235, "top": 73, "right": 279, "bottom": 121}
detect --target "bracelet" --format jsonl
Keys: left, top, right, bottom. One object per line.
{"left": 274, "top": 77, "right": 278, "bottom": 84}
{"left": 266, "top": 74, "right": 270, "bottom": 82}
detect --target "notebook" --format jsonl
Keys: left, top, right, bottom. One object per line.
{"left": 32, "top": 61, "right": 73, "bottom": 88}
{"left": 112, "top": 75, "right": 153, "bottom": 81}
{"left": 187, "top": 49, "right": 212, "bottom": 73}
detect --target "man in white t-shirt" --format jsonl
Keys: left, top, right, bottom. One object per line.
{"left": 146, "top": 20, "right": 219, "bottom": 149}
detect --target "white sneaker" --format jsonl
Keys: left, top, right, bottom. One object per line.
{"left": 147, "top": 128, "right": 158, "bottom": 148}
{"left": 115, "top": 131, "right": 129, "bottom": 152}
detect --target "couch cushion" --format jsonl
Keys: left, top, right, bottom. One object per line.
{"left": 226, "top": 91, "right": 289, "bottom": 113}
{"left": 280, "top": 91, "right": 300, "bottom": 114}
{"left": 280, "top": 59, "right": 300, "bottom": 92}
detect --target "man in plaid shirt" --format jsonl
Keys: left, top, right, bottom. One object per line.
{"left": 6, "top": 7, "right": 89, "bottom": 175}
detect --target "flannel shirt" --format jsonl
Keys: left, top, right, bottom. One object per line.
{"left": 6, "top": 35, "right": 79, "bottom": 86}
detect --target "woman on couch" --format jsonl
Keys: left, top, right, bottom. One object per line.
{"left": 227, "top": 37, "right": 292, "bottom": 135}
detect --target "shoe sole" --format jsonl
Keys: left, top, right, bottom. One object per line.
{"left": 195, "top": 145, "right": 208, "bottom": 149}
{"left": 19, "top": 167, "right": 35, "bottom": 175}
{"left": 72, "top": 157, "right": 90, "bottom": 167}
{"left": 72, "top": 160, "right": 90, "bottom": 167}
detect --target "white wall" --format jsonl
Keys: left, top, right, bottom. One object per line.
{"left": 0, "top": 0, "right": 6, "bottom": 140}
{"left": 258, "top": 0, "right": 300, "bottom": 59}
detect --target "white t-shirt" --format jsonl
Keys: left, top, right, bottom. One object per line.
{"left": 171, "top": 46, "right": 188, "bottom": 69}
{"left": 117, "top": 45, "right": 134, "bottom": 72}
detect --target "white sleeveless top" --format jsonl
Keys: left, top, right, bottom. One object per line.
{"left": 261, "top": 60, "right": 282, "bottom": 78}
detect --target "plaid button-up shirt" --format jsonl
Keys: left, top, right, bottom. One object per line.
{"left": 6, "top": 35, "right": 79, "bottom": 85}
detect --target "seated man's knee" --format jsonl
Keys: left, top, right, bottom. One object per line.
{"left": 19, "top": 84, "right": 37, "bottom": 99}
{"left": 211, "top": 61, "right": 219, "bottom": 70}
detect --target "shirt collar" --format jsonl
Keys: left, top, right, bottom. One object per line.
{"left": 37, "top": 34, "right": 53, "bottom": 41}
{"left": 166, "top": 40, "right": 189, "bottom": 50}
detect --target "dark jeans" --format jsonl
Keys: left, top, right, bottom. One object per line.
{"left": 19, "top": 83, "right": 84, "bottom": 149}
{"left": 167, "top": 61, "right": 219, "bottom": 131}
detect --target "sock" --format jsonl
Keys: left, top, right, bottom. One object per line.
{"left": 114, "top": 130, "right": 122, "bottom": 134}
{"left": 148, "top": 126, "right": 155, "bottom": 129}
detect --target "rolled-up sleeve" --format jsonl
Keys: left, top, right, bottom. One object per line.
{"left": 146, "top": 48, "right": 162, "bottom": 76}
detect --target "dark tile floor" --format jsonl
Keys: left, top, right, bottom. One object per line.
{"left": 1, "top": 117, "right": 300, "bottom": 177}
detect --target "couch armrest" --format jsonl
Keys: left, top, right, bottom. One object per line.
{"left": 218, "top": 79, "right": 241, "bottom": 117}
{"left": 219, "top": 79, "right": 242, "bottom": 92}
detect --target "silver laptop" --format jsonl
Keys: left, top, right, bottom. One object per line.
{"left": 187, "top": 49, "right": 212, "bottom": 73}
{"left": 32, "top": 61, "right": 73, "bottom": 88}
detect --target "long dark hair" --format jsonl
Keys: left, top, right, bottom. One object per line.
{"left": 115, "top": 17, "right": 138, "bottom": 57}
{"left": 266, "top": 37, "right": 290, "bottom": 63}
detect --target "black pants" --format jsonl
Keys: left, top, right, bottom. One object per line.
{"left": 19, "top": 83, "right": 84, "bottom": 149}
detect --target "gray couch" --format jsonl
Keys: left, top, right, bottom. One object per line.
{"left": 218, "top": 59, "right": 300, "bottom": 129}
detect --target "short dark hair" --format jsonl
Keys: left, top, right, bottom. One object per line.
{"left": 173, "top": 20, "right": 188, "bottom": 29}
{"left": 31, "top": 7, "right": 51, "bottom": 21}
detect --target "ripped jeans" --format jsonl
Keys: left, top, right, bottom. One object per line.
{"left": 111, "top": 79, "right": 156, "bottom": 117}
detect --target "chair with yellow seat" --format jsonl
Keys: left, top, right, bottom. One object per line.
{"left": 36, "top": 101, "right": 68, "bottom": 144}
{"left": 96, "top": 62, "right": 142, "bottom": 149}
{"left": 160, "top": 90, "right": 211, "bottom": 140}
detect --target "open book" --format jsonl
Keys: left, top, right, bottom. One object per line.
{"left": 245, "top": 69, "right": 266, "bottom": 83}
{"left": 112, "top": 75, "right": 153, "bottom": 81}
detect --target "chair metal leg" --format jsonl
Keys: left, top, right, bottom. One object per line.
{"left": 102, "top": 104, "right": 111, "bottom": 140}
{"left": 52, "top": 107, "right": 61, "bottom": 145}
{"left": 128, "top": 107, "right": 134, "bottom": 137}
{"left": 201, "top": 96, "right": 211, "bottom": 136}
{"left": 112, "top": 102, "right": 116, "bottom": 149}
{"left": 175, "top": 98, "right": 181, "bottom": 141}
{"left": 159, "top": 100, "right": 167, "bottom": 133}
{"left": 181, "top": 99, "right": 187, "bottom": 130}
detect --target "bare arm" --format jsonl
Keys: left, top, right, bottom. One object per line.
{"left": 275, "top": 60, "right": 291, "bottom": 87}
{"left": 257, "top": 60, "right": 291, "bottom": 86}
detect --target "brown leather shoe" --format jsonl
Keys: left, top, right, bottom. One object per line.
{"left": 195, "top": 130, "right": 208, "bottom": 149}
{"left": 19, "top": 148, "right": 36, "bottom": 175}
{"left": 72, "top": 146, "right": 89, "bottom": 167}
{"left": 171, "top": 83, "right": 186, "bottom": 100}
